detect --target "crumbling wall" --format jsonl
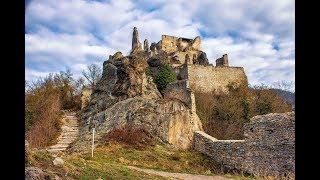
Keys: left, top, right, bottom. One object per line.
{"left": 216, "top": 54, "right": 229, "bottom": 67}
{"left": 163, "top": 79, "right": 196, "bottom": 113}
{"left": 184, "top": 65, "right": 247, "bottom": 94}
{"left": 161, "top": 35, "right": 179, "bottom": 52}
{"left": 193, "top": 112, "right": 295, "bottom": 178}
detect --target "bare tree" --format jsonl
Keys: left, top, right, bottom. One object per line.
{"left": 75, "top": 77, "right": 86, "bottom": 94}
{"left": 82, "top": 64, "right": 102, "bottom": 88}
{"left": 272, "top": 81, "right": 295, "bottom": 92}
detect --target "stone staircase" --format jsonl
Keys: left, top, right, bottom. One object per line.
{"left": 47, "top": 112, "right": 79, "bottom": 153}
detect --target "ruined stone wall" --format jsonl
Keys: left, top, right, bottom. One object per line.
{"left": 183, "top": 65, "right": 247, "bottom": 94}
{"left": 163, "top": 79, "right": 196, "bottom": 113}
{"left": 193, "top": 112, "right": 295, "bottom": 178}
{"left": 176, "top": 50, "right": 201, "bottom": 65}
{"left": 193, "top": 131, "right": 245, "bottom": 169}
{"left": 161, "top": 35, "right": 179, "bottom": 52}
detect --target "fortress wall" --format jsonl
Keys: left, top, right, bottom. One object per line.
{"left": 193, "top": 112, "right": 295, "bottom": 178}
{"left": 186, "top": 65, "right": 248, "bottom": 94}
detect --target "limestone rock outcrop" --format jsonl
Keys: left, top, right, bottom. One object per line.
{"left": 73, "top": 97, "right": 202, "bottom": 151}
{"left": 78, "top": 38, "right": 203, "bottom": 150}
{"left": 131, "top": 27, "right": 143, "bottom": 54}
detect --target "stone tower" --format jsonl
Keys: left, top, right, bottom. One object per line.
{"left": 131, "top": 27, "right": 142, "bottom": 54}
{"left": 144, "top": 39, "right": 149, "bottom": 52}
{"left": 216, "top": 54, "right": 229, "bottom": 67}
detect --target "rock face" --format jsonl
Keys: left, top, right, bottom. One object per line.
{"left": 193, "top": 112, "right": 295, "bottom": 178}
{"left": 75, "top": 96, "right": 202, "bottom": 151}
{"left": 77, "top": 32, "right": 203, "bottom": 150}
{"left": 131, "top": 27, "right": 143, "bottom": 54}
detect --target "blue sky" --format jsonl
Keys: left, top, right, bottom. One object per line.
{"left": 25, "top": 0, "right": 295, "bottom": 89}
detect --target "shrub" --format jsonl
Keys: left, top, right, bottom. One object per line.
{"left": 154, "top": 64, "right": 177, "bottom": 93}
{"left": 194, "top": 83, "right": 292, "bottom": 140}
{"left": 25, "top": 70, "right": 82, "bottom": 148}
{"left": 101, "top": 124, "right": 156, "bottom": 150}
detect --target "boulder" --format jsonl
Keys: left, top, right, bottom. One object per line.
{"left": 53, "top": 157, "right": 64, "bottom": 166}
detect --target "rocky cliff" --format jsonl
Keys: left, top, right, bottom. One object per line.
{"left": 74, "top": 48, "right": 203, "bottom": 151}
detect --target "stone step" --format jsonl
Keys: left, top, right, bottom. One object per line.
{"left": 47, "top": 113, "right": 79, "bottom": 153}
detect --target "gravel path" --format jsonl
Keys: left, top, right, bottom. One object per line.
{"left": 47, "top": 111, "right": 79, "bottom": 153}
{"left": 127, "top": 166, "right": 233, "bottom": 180}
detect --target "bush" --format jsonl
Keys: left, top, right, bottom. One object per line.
{"left": 153, "top": 64, "right": 177, "bottom": 93}
{"left": 25, "top": 70, "right": 82, "bottom": 148}
{"left": 194, "top": 84, "right": 292, "bottom": 139}
{"left": 101, "top": 124, "right": 156, "bottom": 150}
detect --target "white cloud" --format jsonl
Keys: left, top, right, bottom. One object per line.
{"left": 25, "top": 0, "right": 295, "bottom": 88}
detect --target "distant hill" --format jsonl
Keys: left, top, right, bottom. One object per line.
{"left": 270, "top": 88, "right": 295, "bottom": 107}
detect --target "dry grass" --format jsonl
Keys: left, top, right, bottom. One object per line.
{"left": 25, "top": 72, "right": 83, "bottom": 148}
{"left": 26, "top": 90, "right": 63, "bottom": 148}
{"left": 101, "top": 124, "right": 156, "bottom": 150}
{"left": 27, "top": 142, "right": 293, "bottom": 179}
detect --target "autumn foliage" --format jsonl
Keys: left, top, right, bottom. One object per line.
{"left": 194, "top": 84, "right": 292, "bottom": 139}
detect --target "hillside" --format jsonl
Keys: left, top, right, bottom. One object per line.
{"left": 271, "top": 88, "right": 295, "bottom": 107}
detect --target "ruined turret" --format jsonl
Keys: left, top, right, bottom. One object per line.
{"left": 144, "top": 39, "right": 149, "bottom": 52}
{"left": 131, "top": 27, "right": 142, "bottom": 54}
{"left": 216, "top": 54, "right": 229, "bottom": 67}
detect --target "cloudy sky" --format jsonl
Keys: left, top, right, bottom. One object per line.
{"left": 25, "top": 0, "right": 295, "bottom": 89}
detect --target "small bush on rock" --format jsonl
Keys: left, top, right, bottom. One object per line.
{"left": 154, "top": 64, "right": 177, "bottom": 93}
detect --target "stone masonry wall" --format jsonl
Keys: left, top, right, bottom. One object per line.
{"left": 193, "top": 112, "right": 295, "bottom": 178}
{"left": 179, "top": 65, "right": 247, "bottom": 94}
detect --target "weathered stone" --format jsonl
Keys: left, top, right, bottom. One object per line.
{"left": 195, "top": 51, "right": 209, "bottom": 66}
{"left": 193, "top": 112, "right": 295, "bottom": 178}
{"left": 53, "top": 157, "right": 64, "bottom": 166}
{"left": 178, "top": 64, "right": 247, "bottom": 94}
{"left": 144, "top": 39, "right": 149, "bottom": 52}
{"left": 131, "top": 27, "right": 143, "bottom": 54}
{"left": 72, "top": 97, "right": 202, "bottom": 151}
{"left": 216, "top": 54, "right": 229, "bottom": 67}
{"left": 191, "top": 36, "right": 201, "bottom": 50}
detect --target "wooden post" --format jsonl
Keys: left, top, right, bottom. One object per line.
{"left": 91, "top": 128, "right": 95, "bottom": 158}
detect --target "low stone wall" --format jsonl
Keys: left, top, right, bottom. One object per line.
{"left": 193, "top": 131, "right": 245, "bottom": 170}
{"left": 193, "top": 112, "right": 295, "bottom": 178}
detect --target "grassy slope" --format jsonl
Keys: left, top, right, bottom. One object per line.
{"left": 27, "top": 142, "right": 255, "bottom": 179}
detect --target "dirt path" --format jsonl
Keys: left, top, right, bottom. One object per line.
{"left": 127, "top": 166, "right": 233, "bottom": 180}
{"left": 47, "top": 111, "right": 79, "bottom": 153}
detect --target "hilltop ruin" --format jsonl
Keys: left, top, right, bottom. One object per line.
{"left": 74, "top": 27, "right": 294, "bottom": 178}
{"left": 77, "top": 27, "right": 248, "bottom": 150}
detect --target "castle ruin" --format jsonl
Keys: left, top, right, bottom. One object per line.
{"left": 130, "top": 27, "right": 248, "bottom": 95}
{"left": 78, "top": 27, "right": 294, "bottom": 178}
